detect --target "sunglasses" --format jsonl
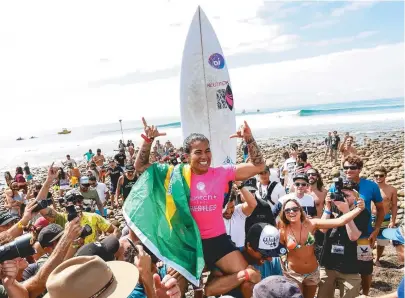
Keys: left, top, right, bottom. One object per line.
{"left": 285, "top": 207, "right": 300, "bottom": 214}
{"left": 294, "top": 182, "right": 308, "bottom": 187}
{"left": 374, "top": 174, "right": 385, "bottom": 178}
{"left": 259, "top": 171, "right": 268, "bottom": 175}
{"left": 307, "top": 173, "right": 317, "bottom": 177}
{"left": 126, "top": 171, "right": 134, "bottom": 175}
{"left": 343, "top": 165, "right": 359, "bottom": 170}
{"left": 81, "top": 184, "right": 90, "bottom": 188}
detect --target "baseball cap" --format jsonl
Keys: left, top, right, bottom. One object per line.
{"left": 125, "top": 164, "right": 135, "bottom": 172}
{"left": 34, "top": 217, "right": 50, "bottom": 229}
{"left": 382, "top": 227, "right": 404, "bottom": 244}
{"left": 38, "top": 224, "right": 64, "bottom": 248}
{"left": 293, "top": 173, "right": 309, "bottom": 183}
{"left": 253, "top": 276, "right": 303, "bottom": 298}
{"left": 80, "top": 176, "right": 89, "bottom": 185}
{"left": 243, "top": 178, "right": 258, "bottom": 192}
{"left": 0, "top": 212, "right": 20, "bottom": 226}
{"left": 76, "top": 235, "right": 120, "bottom": 261}
{"left": 246, "top": 223, "right": 286, "bottom": 257}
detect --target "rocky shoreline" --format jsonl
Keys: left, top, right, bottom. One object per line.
{"left": 0, "top": 130, "right": 403, "bottom": 296}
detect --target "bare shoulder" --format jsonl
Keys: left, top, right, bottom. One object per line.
{"left": 388, "top": 184, "right": 398, "bottom": 195}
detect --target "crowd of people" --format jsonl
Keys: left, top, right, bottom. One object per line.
{"left": 0, "top": 121, "right": 402, "bottom": 298}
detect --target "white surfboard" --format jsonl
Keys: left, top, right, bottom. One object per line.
{"left": 180, "top": 6, "right": 236, "bottom": 166}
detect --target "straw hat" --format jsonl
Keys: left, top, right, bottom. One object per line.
{"left": 44, "top": 256, "right": 139, "bottom": 298}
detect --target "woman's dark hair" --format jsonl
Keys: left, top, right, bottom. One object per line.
{"left": 58, "top": 167, "right": 66, "bottom": 180}
{"left": 282, "top": 151, "right": 289, "bottom": 160}
{"left": 183, "top": 133, "right": 210, "bottom": 154}
{"left": 307, "top": 168, "right": 324, "bottom": 191}
{"left": 15, "top": 167, "right": 23, "bottom": 175}
{"left": 280, "top": 198, "right": 306, "bottom": 226}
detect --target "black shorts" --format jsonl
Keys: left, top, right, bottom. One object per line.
{"left": 358, "top": 260, "right": 373, "bottom": 275}
{"left": 202, "top": 234, "right": 238, "bottom": 269}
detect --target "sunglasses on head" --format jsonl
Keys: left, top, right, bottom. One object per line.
{"left": 343, "top": 165, "right": 359, "bottom": 170}
{"left": 307, "top": 172, "right": 317, "bottom": 177}
{"left": 285, "top": 207, "right": 300, "bottom": 214}
{"left": 374, "top": 174, "right": 385, "bottom": 178}
{"left": 294, "top": 182, "right": 308, "bottom": 187}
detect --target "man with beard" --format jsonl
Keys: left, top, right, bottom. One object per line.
{"left": 116, "top": 164, "right": 138, "bottom": 203}
{"left": 306, "top": 168, "right": 327, "bottom": 218}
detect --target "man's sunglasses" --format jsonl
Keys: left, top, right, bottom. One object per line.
{"left": 343, "top": 166, "right": 359, "bottom": 170}
{"left": 81, "top": 184, "right": 90, "bottom": 188}
{"left": 126, "top": 171, "right": 134, "bottom": 175}
{"left": 285, "top": 207, "right": 300, "bottom": 214}
{"left": 294, "top": 182, "right": 308, "bottom": 187}
{"left": 259, "top": 171, "right": 268, "bottom": 175}
{"left": 374, "top": 174, "right": 385, "bottom": 178}
{"left": 307, "top": 173, "right": 317, "bottom": 177}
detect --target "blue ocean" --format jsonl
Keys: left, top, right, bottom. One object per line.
{"left": 0, "top": 98, "right": 403, "bottom": 175}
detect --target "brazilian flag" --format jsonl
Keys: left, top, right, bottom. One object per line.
{"left": 123, "top": 163, "right": 204, "bottom": 286}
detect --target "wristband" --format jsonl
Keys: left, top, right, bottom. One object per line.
{"left": 141, "top": 134, "right": 152, "bottom": 143}
{"left": 323, "top": 209, "right": 332, "bottom": 215}
{"left": 244, "top": 269, "right": 249, "bottom": 281}
{"left": 237, "top": 183, "right": 245, "bottom": 190}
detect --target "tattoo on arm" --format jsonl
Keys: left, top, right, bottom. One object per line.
{"left": 245, "top": 137, "right": 264, "bottom": 166}
{"left": 135, "top": 142, "right": 152, "bottom": 169}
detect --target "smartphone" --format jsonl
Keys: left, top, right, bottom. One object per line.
{"left": 127, "top": 238, "right": 139, "bottom": 255}
{"left": 32, "top": 201, "right": 49, "bottom": 213}
{"left": 66, "top": 205, "right": 78, "bottom": 222}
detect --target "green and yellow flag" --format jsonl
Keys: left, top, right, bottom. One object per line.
{"left": 123, "top": 163, "right": 204, "bottom": 286}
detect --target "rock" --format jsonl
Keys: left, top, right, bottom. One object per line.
{"left": 398, "top": 190, "right": 404, "bottom": 197}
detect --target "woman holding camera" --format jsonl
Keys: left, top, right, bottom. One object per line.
{"left": 278, "top": 190, "right": 365, "bottom": 298}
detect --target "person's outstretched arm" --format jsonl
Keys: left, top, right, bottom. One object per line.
{"left": 134, "top": 117, "right": 166, "bottom": 173}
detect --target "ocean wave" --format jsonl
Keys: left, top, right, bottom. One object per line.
{"left": 299, "top": 104, "right": 403, "bottom": 116}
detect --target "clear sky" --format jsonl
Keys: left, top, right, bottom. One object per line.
{"left": 0, "top": 0, "right": 403, "bottom": 135}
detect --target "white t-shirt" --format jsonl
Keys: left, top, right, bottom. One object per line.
{"left": 224, "top": 204, "right": 247, "bottom": 248}
{"left": 283, "top": 157, "right": 297, "bottom": 187}
{"left": 93, "top": 182, "right": 108, "bottom": 204}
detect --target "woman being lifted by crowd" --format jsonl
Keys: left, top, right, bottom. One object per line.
{"left": 135, "top": 117, "right": 265, "bottom": 298}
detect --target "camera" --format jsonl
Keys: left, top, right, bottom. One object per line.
{"left": 66, "top": 205, "right": 78, "bottom": 222}
{"left": 0, "top": 233, "right": 36, "bottom": 263}
{"left": 330, "top": 177, "right": 358, "bottom": 202}
{"left": 80, "top": 224, "right": 92, "bottom": 239}
{"left": 32, "top": 200, "right": 52, "bottom": 213}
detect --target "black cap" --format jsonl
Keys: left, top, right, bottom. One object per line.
{"left": 253, "top": 276, "right": 303, "bottom": 298}
{"left": 245, "top": 223, "right": 286, "bottom": 257}
{"left": 293, "top": 173, "right": 309, "bottom": 183}
{"left": 76, "top": 235, "right": 120, "bottom": 261}
{"left": 38, "top": 224, "right": 64, "bottom": 248}
{"left": 243, "top": 178, "right": 257, "bottom": 192}
{"left": 125, "top": 164, "right": 135, "bottom": 172}
{"left": 0, "top": 212, "right": 20, "bottom": 226}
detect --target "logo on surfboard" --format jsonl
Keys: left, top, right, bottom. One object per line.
{"left": 208, "top": 53, "right": 225, "bottom": 69}
{"left": 216, "top": 84, "right": 234, "bottom": 111}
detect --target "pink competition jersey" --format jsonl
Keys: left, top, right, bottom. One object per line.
{"left": 189, "top": 165, "right": 236, "bottom": 239}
